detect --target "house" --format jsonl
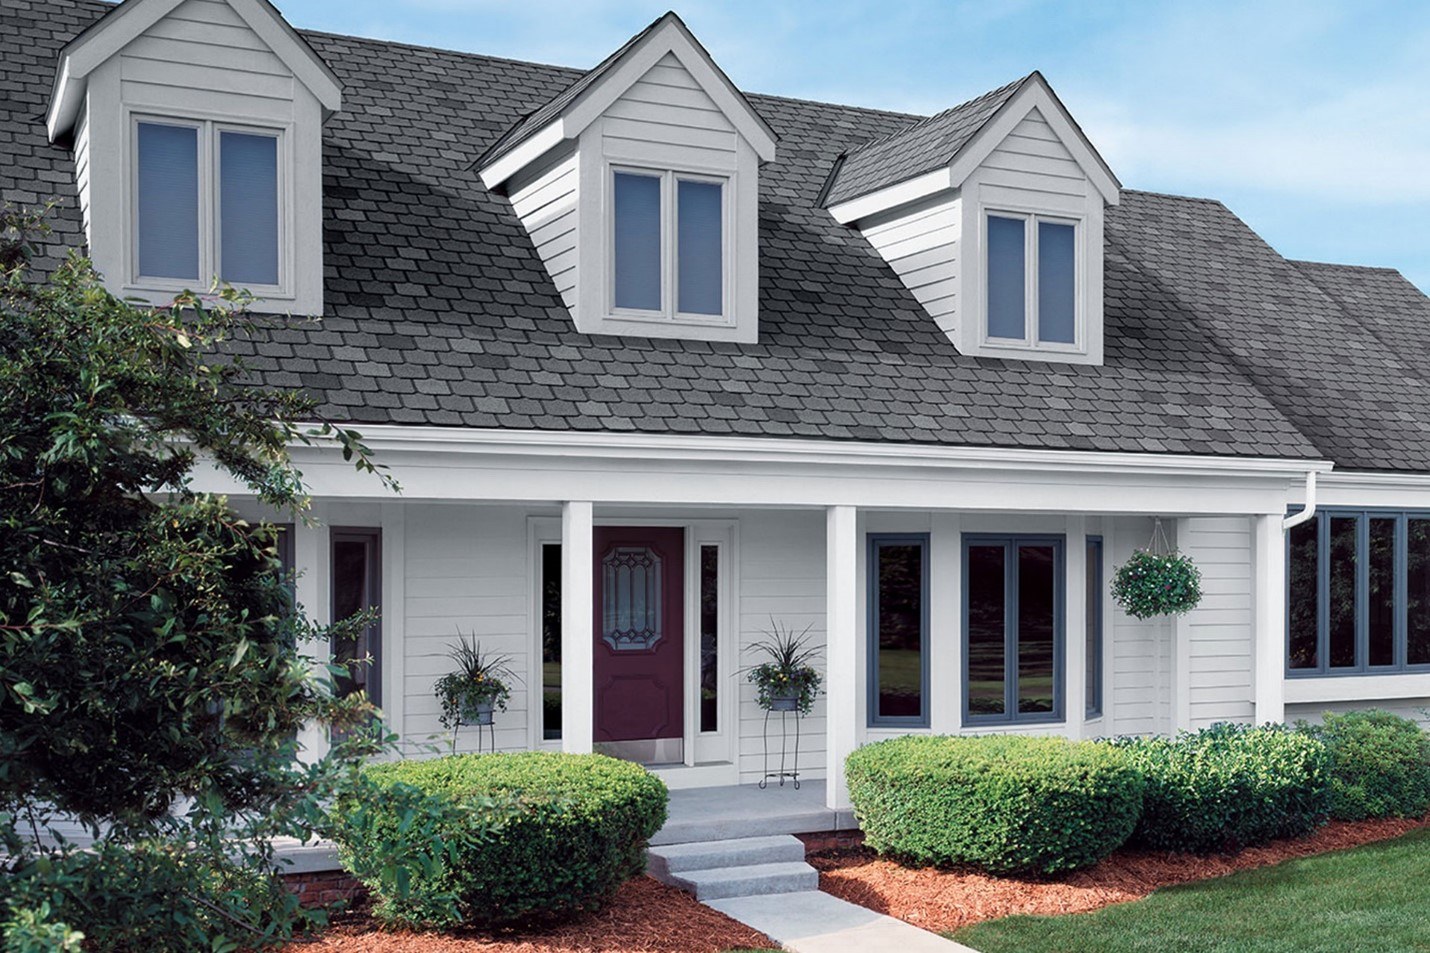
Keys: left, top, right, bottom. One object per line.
{"left": 8, "top": 0, "right": 1430, "bottom": 820}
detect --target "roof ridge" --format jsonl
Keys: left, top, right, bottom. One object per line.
{"left": 1290, "top": 258, "right": 1401, "bottom": 274}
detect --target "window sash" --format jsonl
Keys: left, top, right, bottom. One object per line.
{"left": 867, "top": 533, "right": 930, "bottom": 728}
{"left": 983, "top": 210, "right": 1081, "bottom": 349}
{"left": 1285, "top": 509, "right": 1430, "bottom": 676}
{"left": 330, "top": 527, "right": 382, "bottom": 710}
{"left": 963, "top": 534, "right": 1066, "bottom": 725}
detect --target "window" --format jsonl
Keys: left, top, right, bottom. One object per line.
{"left": 699, "top": 544, "right": 720, "bottom": 733}
{"left": 1287, "top": 510, "right": 1430, "bottom": 675}
{"left": 1086, "top": 535, "right": 1103, "bottom": 718}
{"left": 611, "top": 168, "right": 725, "bottom": 321}
{"left": 964, "top": 535, "right": 1064, "bottom": 724}
{"left": 868, "top": 534, "right": 930, "bottom": 727}
{"left": 541, "top": 543, "right": 562, "bottom": 740}
{"left": 133, "top": 118, "right": 281, "bottom": 289}
{"left": 985, "top": 211, "right": 1078, "bottom": 347}
{"left": 331, "top": 528, "right": 381, "bottom": 708}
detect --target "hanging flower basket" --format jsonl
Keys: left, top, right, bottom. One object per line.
{"left": 1111, "top": 520, "right": 1203, "bottom": 620}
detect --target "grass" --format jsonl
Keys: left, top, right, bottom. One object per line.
{"left": 953, "top": 829, "right": 1430, "bottom": 953}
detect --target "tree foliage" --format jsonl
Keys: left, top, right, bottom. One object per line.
{"left": 0, "top": 204, "right": 395, "bottom": 948}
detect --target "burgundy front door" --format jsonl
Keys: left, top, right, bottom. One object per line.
{"left": 593, "top": 526, "right": 684, "bottom": 745}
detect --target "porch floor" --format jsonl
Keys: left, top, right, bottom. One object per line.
{"left": 652, "top": 783, "right": 858, "bottom": 846}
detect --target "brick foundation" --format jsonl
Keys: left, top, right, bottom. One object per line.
{"left": 283, "top": 870, "right": 365, "bottom": 909}
{"left": 797, "top": 829, "right": 865, "bottom": 854}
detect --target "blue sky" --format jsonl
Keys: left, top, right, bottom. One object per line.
{"left": 279, "top": 0, "right": 1430, "bottom": 291}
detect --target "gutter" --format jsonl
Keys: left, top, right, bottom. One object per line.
{"left": 1281, "top": 470, "right": 1318, "bottom": 531}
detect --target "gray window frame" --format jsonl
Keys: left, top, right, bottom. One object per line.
{"left": 962, "top": 533, "right": 1066, "bottom": 726}
{"left": 867, "top": 533, "right": 931, "bottom": 728}
{"left": 330, "top": 526, "right": 382, "bottom": 709}
{"left": 1086, "top": 535, "right": 1103, "bottom": 718}
{"left": 1286, "top": 507, "right": 1430, "bottom": 677}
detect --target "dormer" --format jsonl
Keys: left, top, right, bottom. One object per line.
{"left": 46, "top": 0, "right": 341, "bottom": 315}
{"left": 479, "top": 13, "right": 777, "bottom": 344}
{"left": 824, "top": 73, "right": 1119, "bottom": 365}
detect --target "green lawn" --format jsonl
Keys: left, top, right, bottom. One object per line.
{"left": 954, "top": 829, "right": 1430, "bottom": 953}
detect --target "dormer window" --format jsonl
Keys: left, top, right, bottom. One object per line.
{"left": 612, "top": 169, "right": 725, "bottom": 321}
{"left": 985, "top": 212, "right": 1078, "bottom": 348}
{"left": 135, "top": 119, "right": 281, "bottom": 289}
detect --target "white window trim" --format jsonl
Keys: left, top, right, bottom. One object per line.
{"left": 606, "top": 164, "right": 735, "bottom": 329}
{"left": 981, "top": 207, "right": 1084, "bottom": 353}
{"left": 126, "top": 110, "right": 292, "bottom": 299}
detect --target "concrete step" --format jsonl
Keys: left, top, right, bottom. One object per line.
{"left": 647, "top": 834, "right": 806, "bottom": 879}
{"left": 667, "top": 860, "right": 819, "bottom": 901}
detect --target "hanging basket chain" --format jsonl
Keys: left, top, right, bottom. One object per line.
{"left": 1111, "top": 517, "right": 1203, "bottom": 620}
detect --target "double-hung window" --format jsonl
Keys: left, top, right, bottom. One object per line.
{"left": 134, "top": 117, "right": 282, "bottom": 290}
{"left": 612, "top": 168, "right": 726, "bottom": 322}
{"left": 964, "top": 534, "right": 1065, "bottom": 724}
{"left": 1287, "top": 510, "right": 1430, "bottom": 675}
{"left": 985, "top": 211, "right": 1078, "bottom": 348}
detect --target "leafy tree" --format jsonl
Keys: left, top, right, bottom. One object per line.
{"left": 0, "top": 204, "right": 395, "bottom": 949}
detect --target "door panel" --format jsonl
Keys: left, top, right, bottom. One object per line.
{"left": 593, "top": 526, "right": 684, "bottom": 746}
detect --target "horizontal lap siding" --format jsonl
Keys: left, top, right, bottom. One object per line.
{"left": 1179, "top": 518, "right": 1255, "bottom": 728}
{"left": 861, "top": 195, "right": 961, "bottom": 334}
{"left": 981, "top": 111, "right": 1086, "bottom": 199}
{"left": 601, "top": 54, "right": 737, "bottom": 171}
{"left": 736, "top": 511, "right": 826, "bottom": 783}
{"left": 75, "top": 108, "right": 90, "bottom": 236}
{"left": 509, "top": 152, "right": 578, "bottom": 310}
{"left": 1110, "top": 516, "right": 1172, "bottom": 736}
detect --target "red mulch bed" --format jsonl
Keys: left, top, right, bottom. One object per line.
{"left": 813, "top": 814, "right": 1430, "bottom": 935}
{"left": 293, "top": 876, "right": 772, "bottom": 953}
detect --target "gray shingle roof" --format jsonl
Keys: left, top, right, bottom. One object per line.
{"left": 7, "top": 0, "right": 1430, "bottom": 470}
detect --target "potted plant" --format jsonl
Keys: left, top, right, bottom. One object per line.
{"left": 1110, "top": 519, "right": 1203, "bottom": 620}
{"left": 745, "top": 619, "right": 822, "bottom": 715}
{"left": 434, "top": 634, "right": 516, "bottom": 729}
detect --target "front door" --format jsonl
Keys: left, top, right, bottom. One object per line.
{"left": 593, "top": 526, "right": 684, "bottom": 764}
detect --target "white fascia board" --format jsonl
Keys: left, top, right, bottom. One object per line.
{"left": 1313, "top": 469, "right": 1430, "bottom": 509}
{"left": 826, "top": 168, "right": 953, "bottom": 225}
{"left": 478, "top": 121, "right": 568, "bottom": 191}
{"left": 947, "top": 79, "right": 1121, "bottom": 205}
{"left": 562, "top": 19, "right": 777, "bottom": 162}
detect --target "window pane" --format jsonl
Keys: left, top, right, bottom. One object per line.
{"left": 1017, "top": 544, "right": 1057, "bottom": 715}
{"left": 874, "top": 541, "right": 924, "bottom": 721}
{"left": 1369, "top": 518, "right": 1396, "bottom": 667}
{"left": 1327, "top": 517, "right": 1358, "bottom": 668}
{"left": 1287, "top": 517, "right": 1319, "bottom": 669}
{"left": 219, "top": 131, "right": 279, "bottom": 286}
{"left": 1037, "top": 221, "right": 1076, "bottom": 344}
{"left": 699, "top": 545, "right": 719, "bottom": 733}
{"left": 137, "top": 122, "right": 199, "bottom": 280}
{"left": 542, "top": 544, "right": 562, "bottom": 740}
{"left": 614, "top": 172, "right": 661, "bottom": 310}
{"left": 1086, "top": 537, "right": 1102, "bottom": 717}
{"left": 332, "top": 533, "right": 379, "bottom": 707}
{"left": 677, "top": 179, "right": 722, "bottom": 315}
{"left": 987, "top": 216, "right": 1026, "bottom": 339}
{"left": 967, "top": 544, "right": 1006, "bottom": 715}
{"left": 1409, "top": 520, "right": 1430, "bottom": 666}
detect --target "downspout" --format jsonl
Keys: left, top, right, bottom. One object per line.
{"left": 1281, "top": 470, "right": 1318, "bottom": 531}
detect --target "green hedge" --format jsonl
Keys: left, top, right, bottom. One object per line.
{"left": 845, "top": 735, "right": 1144, "bottom": 875}
{"left": 1112, "top": 723, "right": 1330, "bottom": 853}
{"left": 328, "top": 752, "right": 667, "bottom": 929}
{"left": 1302, "top": 710, "right": 1430, "bottom": 821}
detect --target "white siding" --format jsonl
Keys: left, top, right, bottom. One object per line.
{"left": 1178, "top": 517, "right": 1255, "bottom": 729}
{"left": 74, "top": 105, "right": 91, "bottom": 238}
{"left": 600, "top": 53, "right": 737, "bottom": 170}
{"left": 1109, "top": 517, "right": 1174, "bottom": 736}
{"left": 979, "top": 110, "right": 1087, "bottom": 199}
{"left": 860, "top": 194, "right": 961, "bottom": 334}
{"left": 508, "top": 149, "right": 579, "bottom": 311}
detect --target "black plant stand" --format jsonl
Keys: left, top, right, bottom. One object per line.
{"left": 453, "top": 718, "right": 496, "bottom": 755}
{"left": 759, "top": 707, "right": 801, "bottom": 789}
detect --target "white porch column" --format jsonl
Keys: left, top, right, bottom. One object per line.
{"left": 295, "top": 511, "right": 330, "bottom": 764}
{"left": 1064, "top": 516, "right": 1088, "bottom": 738}
{"left": 1252, "top": 514, "right": 1286, "bottom": 725}
{"left": 561, "top": 501, "right": 595, "bottom": 754}
{"left": 825, "top": 505, "right": 858, "bottom": 810}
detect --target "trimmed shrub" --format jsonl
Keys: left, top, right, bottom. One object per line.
{"left": 845, "top": 735, "right": 1144, "bottom": 875}
{"left": 329, "top": 751, "right": 667, "bottom": 929}
{"left": 1111, "top": 723, "right": 1330, "bottom": 853}
{"left": 1302, "top": 710, "right": 1430, "bottom": 820}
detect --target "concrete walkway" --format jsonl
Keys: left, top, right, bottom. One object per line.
{"left": 706, "top": 889, "right": 978, "bottom": 953}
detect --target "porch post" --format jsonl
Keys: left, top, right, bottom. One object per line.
{"left": 1252, "top": 514, "right": 1286, "bottom": 725}
{"left": 825, "top": 505, "right": 858, "bottom": 811}
{"left": 294, "top": 511, "right": 330, "bottom": 764}
{"left": 1064, "top": 516, "right": 1088, "bottom": 739}
{"left": 561, "top": 501, "right": 595, "bottom": 753}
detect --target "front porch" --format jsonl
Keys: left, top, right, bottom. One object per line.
{"left": 653, "top": 783, "right": 856, "bottom": 846}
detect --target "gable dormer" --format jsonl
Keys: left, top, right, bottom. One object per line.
{"left": 479, "top": 13, "right": 776, "bottom": 344}
{"left": 825, "top": 73, "right": 1119, "bottom": 365}
{"left": 47, "top": 0, "right": 341, "bottom": 315}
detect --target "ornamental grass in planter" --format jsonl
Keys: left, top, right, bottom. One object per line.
{"left": 434, "top": 634, "right": 515, "bottom": 729}
{"left": 744, "top": 619, "right": 822, "bottom": 715}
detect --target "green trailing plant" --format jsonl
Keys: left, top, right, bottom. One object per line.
{"left": 744, "top": 619, "right": 822, "bottom": 715}
{"left": 328, "top": 752, "right": 668, "bottom": 929}
{"left": 1301, "top": 710, "right": 1430, "bottom": 820}
{"left": 846, "top": 735, "right": 1144, "bottom": 875}
{"left": 434, "top": 634, "right": 518, "bottom": 730}
{"left": 1110, "top": 519, "right": 1202, "bottom": 619}
{"left": 1109, "top": 723, "right": 1331, "bottom": 853}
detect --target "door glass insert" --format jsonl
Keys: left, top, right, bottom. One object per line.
{"left": 601, "top": 545, "right": 664, "bottom": 651}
